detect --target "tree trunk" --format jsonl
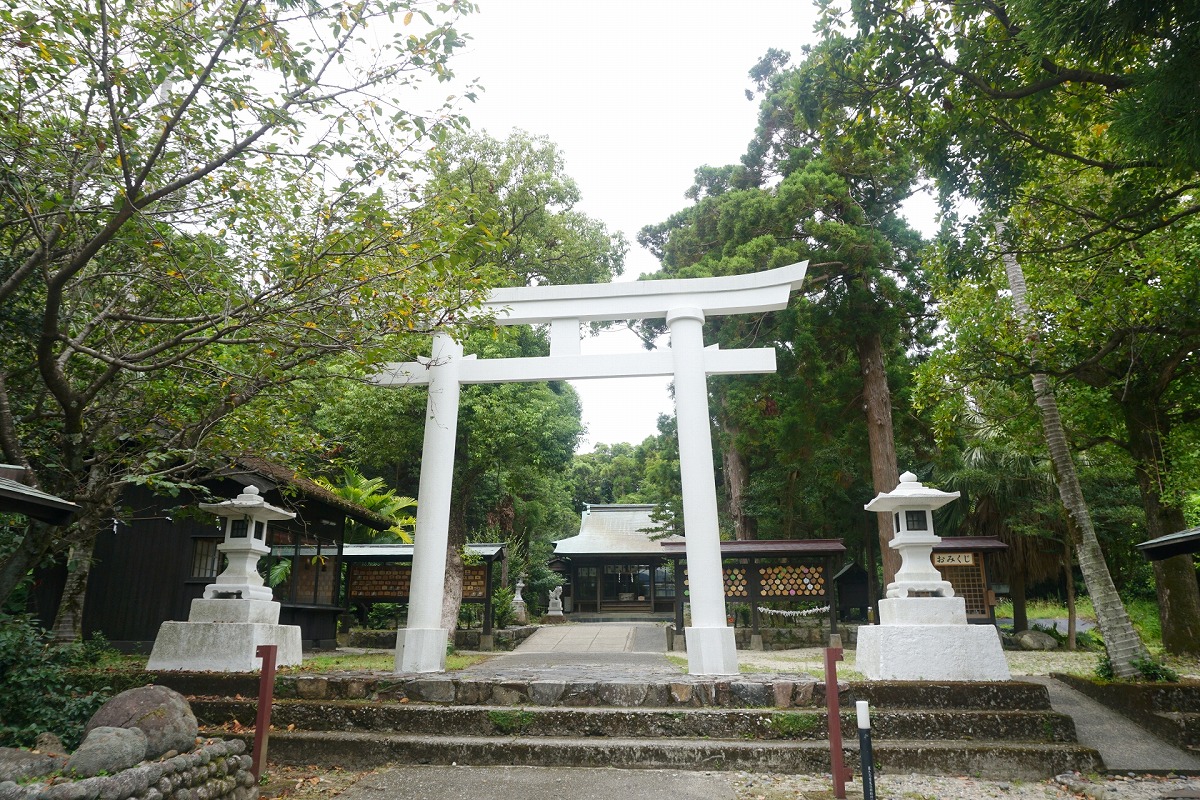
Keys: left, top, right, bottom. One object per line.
{"left": 856, "top": 330, "right": 901, "bottom": 585}
{"left": 722, "top": 422, "right": 756, "bottom": 540}
{"left": 439, "top": 497, "right": 469, "bottom": 639}
{"left": 0, "top": 523, "right": 59, "bottom": 608}
{"left": 1010, "top": 567, "right": 1028, "bottom": 632}
{"left": 998, "top": 223, "right": 1147, "bottom": 677}
{"left": 52, "top": 538, "right": 96, "bottom": 643}
{"left": 1063, "top": 538, "right": 1076, "bottom": 651}
{"left": 1122, "top": 401, "right": 1200, "bottom": 656}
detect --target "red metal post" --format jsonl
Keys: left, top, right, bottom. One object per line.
{"left": 824, "top": 645, "right": 852, "bottom": 799}
{"left": 251, "top": 644, "right": 278, "bottom": 781}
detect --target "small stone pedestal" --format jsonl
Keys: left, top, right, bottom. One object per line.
{"left": 543, "top": 586, "right": 565, "bottom": 623}
{"left": 148, "top": 599, "right": 302, "bottom": 672}
{"left": 856, "top": 597, "right": 1009, "bottom": 680}
{"left": 511, "top": 578, "right": 529, "bottom": 625}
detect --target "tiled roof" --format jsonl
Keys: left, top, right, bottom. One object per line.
{"left": 553, "top": 504, "right": 682, "bottom": 556}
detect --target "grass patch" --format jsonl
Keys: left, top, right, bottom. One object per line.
{"left": 283, "top": 651, "right": 491, "bottom": 673}
{"left": 994, "top": 596, "right": 1165, "bottom": 650}
{"left": 487, "top": 709, "right": 535, "bottom": 734}
{"left": 769, "top": 711, "right": 820, "bottom": 737}
{"left": 993, "top": 597, "right": 1098, "bottom": 623}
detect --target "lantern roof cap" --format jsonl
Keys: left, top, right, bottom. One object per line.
{"left": 864, "top": 471, "right": 960, "bottom": 513}
{"left": 199, "top": 485, "right": 295, "bottom": 521}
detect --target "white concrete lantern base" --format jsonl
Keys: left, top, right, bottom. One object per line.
{"left": 147, "top": 620, "right": 301, "bottom": 672}
{"left": 857, "top": 597, "right": 1010, "bottom": 681}
{"left": 188, "top": 598, "right": 282, "bottom": 624}
{"left": 878, "top": 596, "right": 967, "bottom": 625}
{"left": 395, "top": 627, "right": 449, "bottom": 673}
{"left": 684, "top": 626, "right": 738, "bottom": 675}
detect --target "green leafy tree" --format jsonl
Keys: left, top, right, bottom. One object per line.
{"left": 812, "top": 0, "right": 1200, "bottom": 672}
{"left": 315, "top": 129, "right": 626, "bottom": 634}
{"left": 638, "top": 47, "right": 932, "bottom": 583}
{"left": 0, "top": 0, "right": 505, "bottom": 632}
{"left": 317, "top": 468, "right": 416, "bottom": 543}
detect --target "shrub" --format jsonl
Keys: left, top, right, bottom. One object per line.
{"left": 1095, "top": 653, "right": 1180, "bottom": 683}
{"left": 492, "top": 586, "right": 516, "bottom": 629}
{"left": 366, "top": 602, "right": 405, "bottom": 630}
{"left": 0, "top": 615, "right": 111, "bottom": 749}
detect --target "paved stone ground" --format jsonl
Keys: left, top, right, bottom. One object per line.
{"left": 265, "top": 764, "right": 1200, "bottom": 800}
{"left": 455, "top": 622, "right": 686, "bottom": 681}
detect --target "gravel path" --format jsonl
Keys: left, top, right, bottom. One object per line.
{"left": 731, "top": 772, "right": 1200, "bottom": 799}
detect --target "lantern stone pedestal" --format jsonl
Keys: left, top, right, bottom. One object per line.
{"left": 148, "top": 610, "right": 302, "bottom": 672}
{"left": 857, "top": 472, "right": 1010, "bottom": 681}
{"left": 148, "top": 487, "right": 302, "bottom": 672}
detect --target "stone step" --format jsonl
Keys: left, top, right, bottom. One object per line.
{"left": 194, "top": 699, "right": 1076, "bottom": 743}
{"left": 155, "top": 670, "right": 1053, "bottom": 711}
{"left": 225, "top": 729, "right": 1102, "bottom": 780}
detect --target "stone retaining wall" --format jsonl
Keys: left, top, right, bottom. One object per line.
{"left": 0, "top": 740, "right": 256, "bottom": 800}
{"left": 667, "top": 623, "right": 859, "bottom": 650}
{"left": 345, "top": 626, "right": 538, "bottom": 652}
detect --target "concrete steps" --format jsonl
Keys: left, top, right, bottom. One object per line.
{"left": 213, "top": 728, "right": 1098, "bottom": 779}
{"left": 194, "top": 699, "right": 1078, "bottom": 742}
{"left": 186, "top": 681, "right": 1103, "bottom": 779}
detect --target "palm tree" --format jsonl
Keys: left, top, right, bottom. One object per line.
{"left": 997, "top": 221, "right": 1147, "bottom": 677}
{"left": 317, "top": 468, "right": 416, "bottom": 544}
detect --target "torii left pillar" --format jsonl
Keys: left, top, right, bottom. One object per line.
{"left": 396, "top": 331, "right": 461, "bottom": 672}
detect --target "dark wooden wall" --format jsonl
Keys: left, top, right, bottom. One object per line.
{"left": 34, "top": 481, "right": 347, "bottom": 652}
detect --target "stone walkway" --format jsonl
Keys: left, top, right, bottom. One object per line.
{"left": 457, "top": 623, "right": 682, "bottom": 682}
{"left": 1026, "top": 675, "right": 1200, "bottom": 774}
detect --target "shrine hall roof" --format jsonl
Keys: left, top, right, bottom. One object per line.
{"left": 660, "top": 539, "right": 846, "bottom": 558}
{"left": 553, "top": 504, "right": 683, "bottom": 557}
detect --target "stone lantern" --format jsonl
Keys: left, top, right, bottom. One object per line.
{"left": 867, "top": 471, "right": 958, "bottom": 600}
{"left": 148, "top": 485, "right": 302, "bottom": 672}
{"left": 199, "top": 485, "right": 294, "bottom": 602}
{"left": 855, "top": 470, "right": 1010, "bottom": 681}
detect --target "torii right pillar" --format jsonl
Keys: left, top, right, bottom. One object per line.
{"left": 668, "top": 307, "right": 737, "bottom": 674}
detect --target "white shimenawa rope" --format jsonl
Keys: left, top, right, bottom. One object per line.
{"left": 756, "top": 605, "right": 830, "bottom": 618}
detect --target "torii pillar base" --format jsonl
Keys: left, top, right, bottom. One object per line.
{"left": 685, "top": 626, "right": 738, "bottom": 676}
{"left": 396, "top": 627, "right": 449, "bottom": 673}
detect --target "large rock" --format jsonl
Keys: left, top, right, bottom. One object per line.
{"left": 85, "top": 686, "right": 197, "bottom": 759}
{"left": 65, "top": 726, "right": 147, "bottom": 777}
{"left": 1013, "top": 629, "right": 1059, "bottom": 651}
{"left": 0, "top": 748, "right": 67, "bottom": 782}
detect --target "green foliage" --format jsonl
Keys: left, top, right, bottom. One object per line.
{"left": 267, "top": 559, "right": 291, "bottom": 589}
{"left": 769, "top": 712, "right": 820, "bottom": 737}
{"left": 1096, "top": 653, "right": 1180, "bottom": 683}
{"left": 316, "top": 469, "right": 416, "bottom": 543}
{"left": 487, "top": 709, "right": 535, "bottom": 734}
{"left": 634, "top": 47, "right": 933, "bottom": 544}
{"left": 366, "top": 603, "right": 405, "bottom": 630}
{"left": 0, "top": 616, "right": 111, "bottom": 749}
{"left": 491, "top": 586, "right": 516, "bottom": 629}
{"left": 1030, "top": 622, "right": 1104, "bottom": 653}
{"left": 0, "top": 0, "right": 503, "bottom": 610}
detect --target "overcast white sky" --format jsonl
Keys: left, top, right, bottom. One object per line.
{"left": 443, "top": 2, "right": 932, "bottom": 451}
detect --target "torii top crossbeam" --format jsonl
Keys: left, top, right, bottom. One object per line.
{"left": 482, "top": 261, "right": 809, "bottom": 324}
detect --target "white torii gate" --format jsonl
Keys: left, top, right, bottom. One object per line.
{"left": 375, "top": 261, "right": 808, "bottom": 675}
